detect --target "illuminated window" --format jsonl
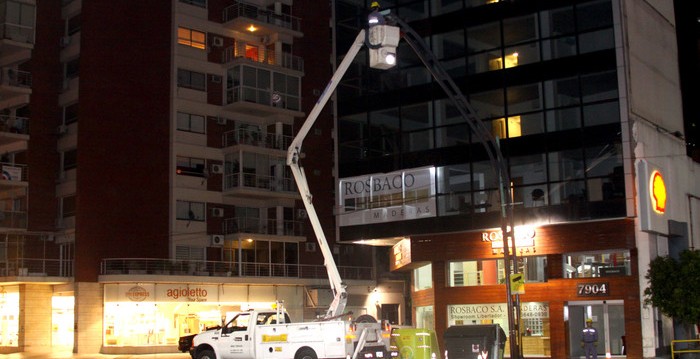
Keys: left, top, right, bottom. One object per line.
{"left": 563, "top": 250, "right": 631, "bottom": 278}
{"left": 414, "top": 264, "right": 432, "bottom": 290}
{"left": 245, "top": 44, "right": 259, "bottom": 61}
{"left": 178, "top": 27, "right": 206, "bottom": 49}
{"left": 488, "top": 52, "right": 519, "bottom": 70}
{"left": 491, "top": 116, "right": 522, "bottom": 138}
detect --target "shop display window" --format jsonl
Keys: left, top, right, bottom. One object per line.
{"left": 0, "top": 286, "right": 18, "bottom": 347}
{"left": 414, "top": 264, "right": 432, "bottom": 291}
{"left": 447, "top": 256, "right": 546, "bottom": 287}
{"left": 415, "top": 305, "right": 434, "bottom": 330}
{"left": 562, "top": 250, "right": 631, "bottom": 278}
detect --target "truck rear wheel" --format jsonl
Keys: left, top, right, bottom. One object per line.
{"left": 197, "top": 349, "right": 216, "bottom": 359}
{"left": 295, "top": 347, "right": 318, "bottom": 359}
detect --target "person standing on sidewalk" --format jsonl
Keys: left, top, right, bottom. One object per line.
{"left": 580, "top": 318, "right": 598, "bottom": 359}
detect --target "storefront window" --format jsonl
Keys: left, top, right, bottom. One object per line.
{"left": 563, "top": 250, "right": 631, "bottom": 278}
{"left": 448, "top": 256, "right": 546, "bottom": 287}
{"left": 414, "top": 264, "right": 432, "bottom": 291}
{"left": 448, "top": 302, "right": 550, "bottom": 357}
{"left": 415, "top": 305, "right": 434, "bottom": 330}
{"left": 103, "top": 283, "right": 292, "bottom": 348}
{"left": 0, "top": 286, "right": 19, "bottom": 346}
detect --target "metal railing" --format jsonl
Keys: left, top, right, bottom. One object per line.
{"left": 223, "top": 217, "right": 305, "bottom": 237}
{"left": 0, "top": 115, "right": 29, "bottom": 134}
{"left": 671, "top": 339, "right": 700, "bottom": 358}
{"left": 222, "top": 43, "right": 304, "bottom": 73}
{"left": 0, "top": 258, "right": 73, "bottom": 277}
{"left": 222, "top": 128, "right": 292, "bottom": 150}
{"left": 223, "top": 172, "right": 296, "bottom": 193}
{"left": 101, "top": 258, "right": 372, "bottom": 280}
{"left": 0, "top": 23, "right": 35, "bottom": 44}
{"left": 1, "top": 68, "right": 32, "bottom": 87}
{"left": 225, "top": 85, "right": 301, "bottom": 111}
{"left": 222, "top": 2, "right": 301, "bottom": 32}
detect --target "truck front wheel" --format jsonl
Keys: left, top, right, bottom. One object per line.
{"left": 197, "top": 349, "right": 216, "bottom": 359}
{"left": 295, "top": 347, "right": 318, "bottom": 359}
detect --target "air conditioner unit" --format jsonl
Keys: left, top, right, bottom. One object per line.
{"left": 211, "top": 164, "right": 224, "bottom": 174}
{"left": 60, "top": 36, "right": 71, "bottom": 47}
{"left": 210, "top": 234, "right": 224, "bottom": 246}
{"left": 211, "top": 207, "right": 224, "bottom": 217}
{"left": 297, "top": 209, "right": 307, "bottom": 219}
{"left": 211, "top": 74, "right": 222, "bottom": 83}
{"left": 212, "top": 36, "right": 224, "bottom": 47}
{"left": 216, "top": 117, "right": 227, "bottom": 125}
{"left": 57, "top": 125, "right": 68, "bottom": 135}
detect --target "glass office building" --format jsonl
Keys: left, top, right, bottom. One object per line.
{"left": 331, "top": 0, "right": 700, "bottom": 357}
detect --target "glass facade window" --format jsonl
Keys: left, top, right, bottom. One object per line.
{"left": 336, "top": 0, "right": 623, "bottom": 227}
{"left": 1, "top": 1, "right": 35, "bottom": 43}
{"left": 226, "top": 65, "right": 300, "bottom": 111}
{"left": 414, "top": 264, "right": 432, "bottom": 291}
{"left": 563, "top": 250, "right": 631, "bottom": 278}
{"left": 447, "top": 256, "right": 546, "bottom": 287}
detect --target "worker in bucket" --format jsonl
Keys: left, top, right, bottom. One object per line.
{"left": 580, "top": 318, "right": 598, "bottom": 359}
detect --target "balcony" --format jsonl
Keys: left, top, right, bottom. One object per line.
{"left": 223, "top": 172, "right": 297, "bottom": 197}
{"left": 222, "top": 42, "right": 304, "bottom": 73}
{"left": 0, "top": 68, "right": 31, "bottom": 107}
{"left": 0, "top": 22, "right": 35, "bottom": 45}
{"left": 222, "top": 1, "right": 301, "bottom": 37}
{"left": 223, "top": 217, "right": 305, "bottom": 237}
{"left": 223, "top": 128, "right": 292, "bottom": 150}
{"left": 225, "top": 85, "right": 302, "bottom": 116}
{"left": 0, "top": 258, "right": 72, "bottom": 278}
{"left": 101, "top": 258, "right": 372, "bottom": 280}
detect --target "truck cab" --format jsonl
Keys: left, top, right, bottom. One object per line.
{"left": 190, "top": 309, "right": 290, "bottom": 359}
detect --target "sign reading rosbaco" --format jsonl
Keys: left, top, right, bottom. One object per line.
{"left": 482, "top": 226, "right": 536, "bottom": 255}
{"left": 447, "top": 302, "right": 549, "bottom": 324}
{"left": 338, "top": 167, "right": 437, "bottom": 227}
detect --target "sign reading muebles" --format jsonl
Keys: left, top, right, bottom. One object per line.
{"left": 338, "top": 166, "right": 436, "bottom": 226}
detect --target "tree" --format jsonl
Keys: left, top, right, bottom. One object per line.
{"left": 644, "top": 249, "right": 700, "bottom": 336}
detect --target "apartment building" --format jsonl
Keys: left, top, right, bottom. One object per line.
{"left": 332, "top": 0, "right": 700, "bottom": 358}
{"left": 0, "top": 0, "right": 391, "bottom": 355}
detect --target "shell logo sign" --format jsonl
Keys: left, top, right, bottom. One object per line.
{"left": 649, "top": 170, "right": 667, "bottom": 214}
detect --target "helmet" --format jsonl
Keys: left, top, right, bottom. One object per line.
{"left": 370, "top": 1, "right": 380, "bottom": 9}
{"left": 586, "top": 318, "right": 593, "bottom": 323}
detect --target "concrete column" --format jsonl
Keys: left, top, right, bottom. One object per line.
{"left": 19, "top": 284, "right": 52, "bottom": 353}
{"left": 73, "top": 282, "right": 103, "bottom": 354}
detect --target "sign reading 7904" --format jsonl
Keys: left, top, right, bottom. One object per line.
{"left": 577, "top": 282, "right": 609, "bottom": 296}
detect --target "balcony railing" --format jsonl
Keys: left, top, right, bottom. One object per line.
{"left": 101, "top": 258, "right": 372, "bottom": 280}
{"left": 0, "top": 23, "right": 35, "bottom": 44}
{"left": 223, "top": 172, "right": 296, "bottom": 193}
{"left": 0, "top": 115, "right": 28, "bottom": 134}
{"left": 0, "top": 258, "right": 73, "bottom": 277}
{"left": 222, "top": 2, "right": 301, "bottom": 32}
{"left": 223, "top": 217, "right": 305, "bottom": 237}
{"left": 226, "top": 85, "right": 301, "bottom": 111}
{"left": 1, "top": 68, "right": 32, "bottom": 87}
{"left": 222, "top": 128, "right": 292, "bottom": 150}
{"left": 222, "top": 43, "right": 304, "bottom": 73}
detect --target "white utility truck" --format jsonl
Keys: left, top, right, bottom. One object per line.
{"left": 188, "top": 23, "right": 402, "bottom": 359}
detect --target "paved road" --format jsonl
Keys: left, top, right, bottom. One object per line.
{"left": 0, "top": 352, "right": 190, "bottom": 359}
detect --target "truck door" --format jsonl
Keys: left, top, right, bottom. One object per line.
{"left": 216, "top": 312, "right": 255, "bottom": 359}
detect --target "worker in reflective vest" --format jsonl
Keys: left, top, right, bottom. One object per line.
{"left": 580, "top": 318, "right": 598, "bottom": 359}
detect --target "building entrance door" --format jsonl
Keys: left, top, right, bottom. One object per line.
{"left": 566, "top": 300, "right": 625, "bottom": 358}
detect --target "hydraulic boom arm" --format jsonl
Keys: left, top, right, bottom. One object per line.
{"left": 287, "top": 30, "right": 367, "bottom": 320}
